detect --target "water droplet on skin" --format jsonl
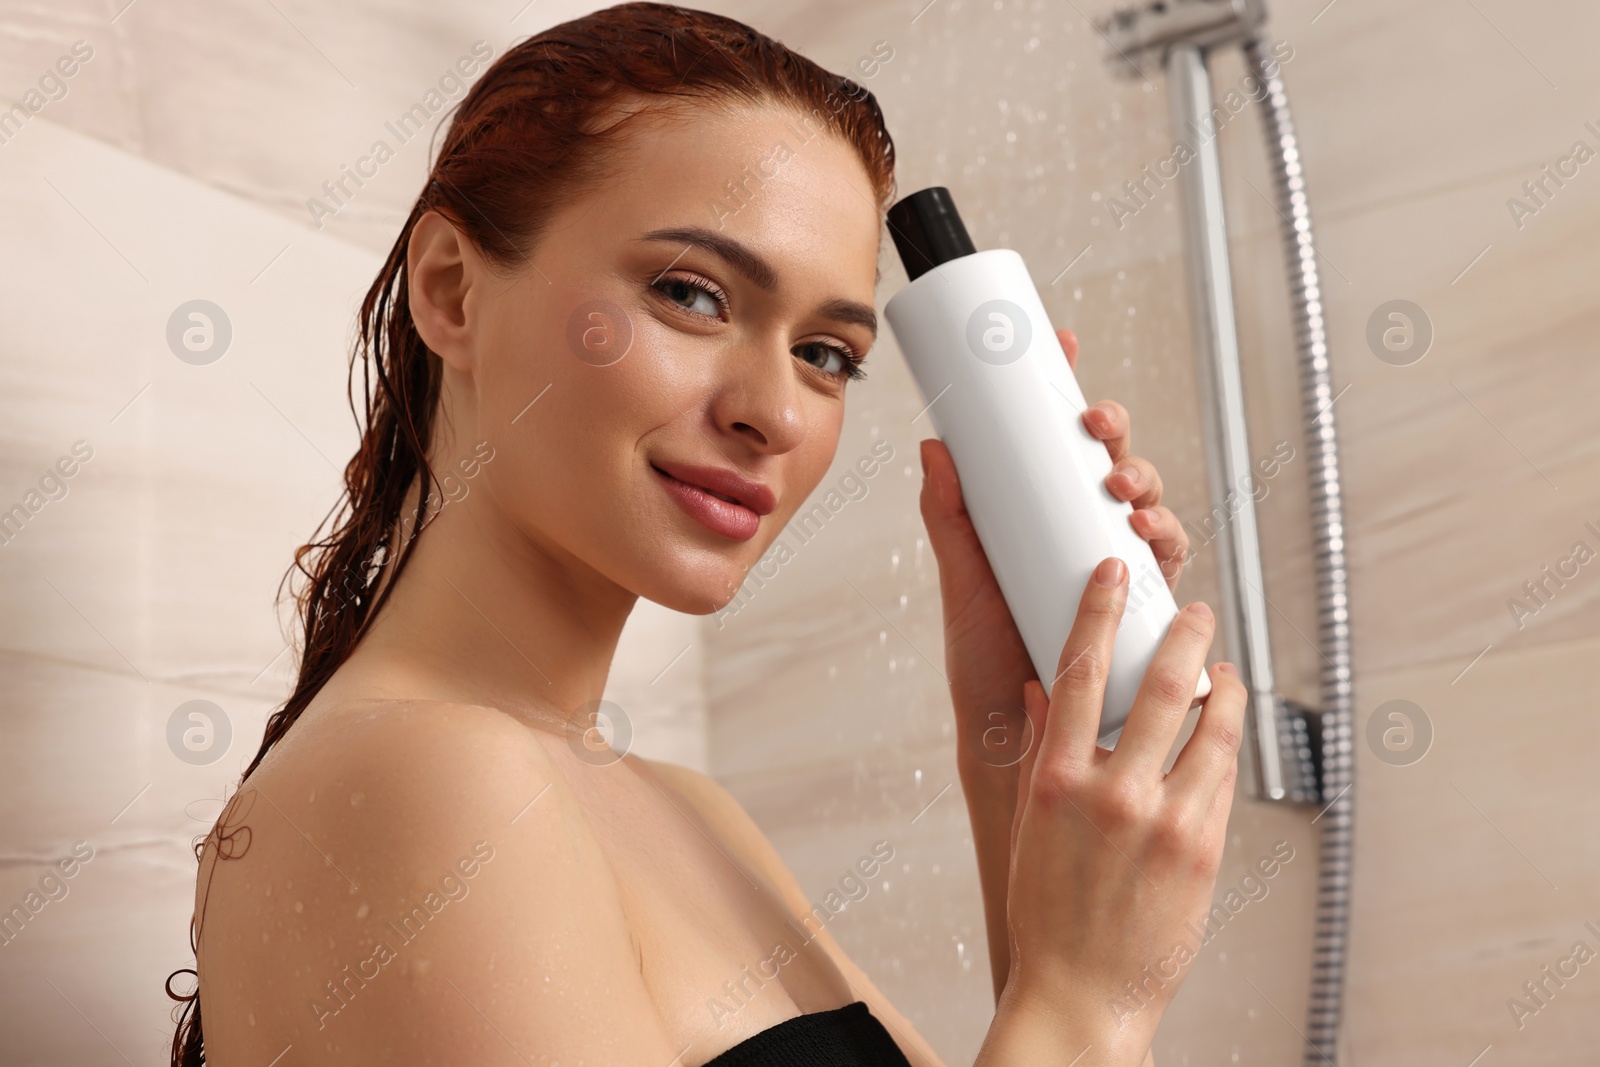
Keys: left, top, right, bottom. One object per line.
{"left": 261, "top": 930, "right": 270, "bottom": 943}
{"left": 294, "top": 901, "right": 303, "bottom": 913}
{"left": 264, "top": 884, "right": 272, "bottom": 897}
{"left": 356, "top": 902, "right": 370, "bottom": 920}
{"left": 247, "top": 1010, "right": 256, "bottom": 1027}
{"left": 306, "top": 790, "right": 316, "bottom": 804}
{"left": 350, "top": 792, "right": 364, "bottom": 807}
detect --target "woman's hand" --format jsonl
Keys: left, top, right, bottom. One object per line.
{"left": 918, "top": 327, "right": 1192, "bottom": 999}
{"left": 996, "top": 557, "right": 1246, "bottom": 1064}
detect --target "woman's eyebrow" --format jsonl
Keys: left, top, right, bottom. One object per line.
{"left": 638, "top": 225, "right": 878, "bottom": 340}
{"left": 818, "top": 297, "right": 878, "bottom": 340}
{"left": 640, "top": 226, "right": 778, "bottom": 289}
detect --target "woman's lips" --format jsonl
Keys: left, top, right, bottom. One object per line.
{"left": 652, "top": 465, "right": 763, "bottom": 541}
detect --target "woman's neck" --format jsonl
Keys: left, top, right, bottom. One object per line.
{"left": 320, "top": 474, "right": 638, "bottom": 732}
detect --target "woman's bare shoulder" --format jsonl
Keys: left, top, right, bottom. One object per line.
{"left": 195, "top": 698, "right": 681, "bottom": 1066}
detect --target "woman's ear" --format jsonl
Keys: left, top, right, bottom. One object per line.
{"left": 408, "top": 210, "right": 477, "bottom": 374}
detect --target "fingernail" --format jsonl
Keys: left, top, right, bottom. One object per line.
{"left": 919, "top": 443, "right": 928, "bottom": 481}
{"left": 1114, "top": 462, "right": 1139, "bottom": 490}
{"left": 1217, "top": 662, "right": 1235, "bottom": 674}
{"left": 1184, "top": 601, "right": 1213, "bottom": 620}
{"left": 1094, "top": 557, "right": 1126, "bottom": 587}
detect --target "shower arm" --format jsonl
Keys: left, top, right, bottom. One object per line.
{"left": 1163, "top": 42, "right": 1297, "bottom": 803}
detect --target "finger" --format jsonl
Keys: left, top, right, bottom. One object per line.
{"left": 1106, "top": 454, "right": 1164, "bottom": 510}
{"left": 1130, "top": 505, "right": 1191, "bottom": 588}
{"left": 919, "top": 438, "right": 995, "bottom": 619}
{"left": 1012, "top": 679, "right": 1049, "bottom": 854}
{"left": 1165, "top": 662, "right": 1247, "bottom": 802}
{"left": 1038, "top": 556, "right": 1129, "bottom": 774}
{"left": 1057, "top": 328, "right": 1078, "bottom": 372}
{"left": 1108, "top": 600, "right": 1216, "bottom": 773}
{"left": 1198, "top": 753, "right": 1240, "bottom": 856}
{"left": 1083, "top": 399, "right": 1130, "bottom": 465}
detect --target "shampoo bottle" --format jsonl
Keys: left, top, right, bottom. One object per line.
{"left": 883, "top": 186, "right": 1210, "bottom": 743}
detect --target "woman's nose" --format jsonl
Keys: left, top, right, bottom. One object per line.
{"left": 708, "top": 343, "right": 806, "bottom": 455}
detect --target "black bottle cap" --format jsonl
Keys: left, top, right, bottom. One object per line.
{"left": 887, "top": 186, "right": 977, "bottom": 282}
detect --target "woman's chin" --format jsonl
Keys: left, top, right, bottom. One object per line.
{"left": 629, "top": 562, "right": 754, "bottom": 618}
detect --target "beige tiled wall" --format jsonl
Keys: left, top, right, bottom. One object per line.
{"left": 3, "top": 1, "right": 1597, "bottom": 1065}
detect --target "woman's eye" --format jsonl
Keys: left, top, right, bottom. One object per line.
{"left": 654, "top": 276, "right": 724, "bottom": 319}
{"left": 795, "top": 341, "right": 864, "bottom": 381}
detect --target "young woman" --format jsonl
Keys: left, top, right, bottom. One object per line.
{"left": 170, "top": 5, "right": 1245, "bottom": 1065}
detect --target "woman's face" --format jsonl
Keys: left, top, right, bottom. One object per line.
{"left": 415, "top": 100, "right": 884, "bottom": 615}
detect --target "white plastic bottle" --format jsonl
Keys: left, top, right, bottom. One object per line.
{"left": 883, "top": 186, "right": 1210, "bottom": 743}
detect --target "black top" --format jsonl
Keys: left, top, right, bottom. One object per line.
{"left": 701, "top": 1000, "right": 914, "bottom": 1067}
